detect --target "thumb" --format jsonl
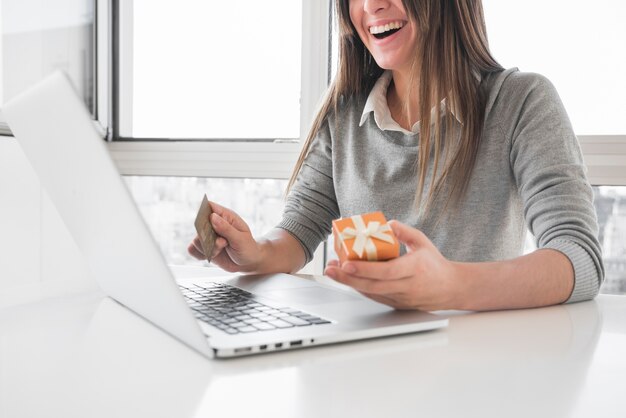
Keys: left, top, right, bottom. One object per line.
{"left": 388, "top": 220, "right": 430, "bottom": 251}
{"left": 211, "top": 213, "right": 250, "bottom": 250}
{"left": 209, "top": 201, "right": 251, "bottom": 233}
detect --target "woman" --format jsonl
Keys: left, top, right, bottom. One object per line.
{"left": 189, "top": 0, "right": 603, "bottom": 311}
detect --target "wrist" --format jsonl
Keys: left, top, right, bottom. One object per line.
{"left": 447, "top": 261, "right": 473, "bottom": 311}
{"left": 241, "top": 229, "right": 308, "bottom": 275}
{"left": 248, "top": 238, "right": 271, "bottom": 274}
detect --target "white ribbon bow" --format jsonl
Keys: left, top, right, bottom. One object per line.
{"left": 339, "top": 215, "right": 395, "bottom": 260}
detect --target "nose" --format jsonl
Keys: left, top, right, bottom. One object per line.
{"left": 363, "top": 0, "right": 389, "bottom": 15}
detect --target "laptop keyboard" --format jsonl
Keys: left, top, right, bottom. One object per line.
{"left": 180, "top": 282, "right": 331, "bottom": 335}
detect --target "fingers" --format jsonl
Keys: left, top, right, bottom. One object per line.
{"left": 326, "top": 259, "right": 340, "bottom": 267}
{"left": 324, "top": 264, "right": 410, "bottom": 295}
{"left": 188, "top": 235, "right": 228, "bottom": 261}
{"left": 209, "top": 237, "right": 228, "bottom": 260}
{"left": 210, "top": 213, "right": 251, "bottom": 251}
{"left": 208, "top": 201, "right": 251, "bottom": 233}
{"left": 187, "top": 236, "right": 206, "bottom": 260}
{"left": 209, "top": 247, "right": 243, "bottom": 273}
{"left": 337, "top": 258, "right": 412, "bottom": 281}
{"left": 359, "top": 292, "right": 408, "bottom": 309}
{"left": 388, "top": 220, "right": 430, "bottom": 251}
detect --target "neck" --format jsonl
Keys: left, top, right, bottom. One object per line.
{"left": 388, "top": 69, "right": 420, "bottom": 131}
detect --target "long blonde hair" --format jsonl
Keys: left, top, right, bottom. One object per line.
{"left": 287, "top": 0, "right": 503, "bottom": 212}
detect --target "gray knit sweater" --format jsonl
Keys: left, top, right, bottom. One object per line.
{"left": 277, "top": 68, "right": 604, "bottom": 303}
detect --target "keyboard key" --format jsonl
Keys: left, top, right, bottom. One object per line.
{"left": 296, "top": 314, "right": 321, "bottom": 321}
{"left": 242, "top": 309, "right": 260, "bottom": 314}
{"left": 310, "top": 319, "right": 331, "bottom": 325}
{"left": 279, "top": 308, "right": 300, "bottom": 314}
{"left": 281, "top": 316, "right": 312, "bottom": 326}
{"left": 253, "top": 322, "right": 277, "bottom": 331}
{"left": 269, "top": 320, "right": 294, "bottom": 329}
{"left": 180, "top": 283, "right": 330, "bottom": 334}
{"left": 238, "top": 326, "right": 258, "bottom": 333}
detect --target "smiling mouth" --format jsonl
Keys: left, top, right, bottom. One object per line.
{"left": 369, "top": 21, "right": 404, "bottom": 40}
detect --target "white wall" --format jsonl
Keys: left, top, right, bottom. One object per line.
{"left": 0, "top": 137, "right": 96, "bottom": 298}
{"left": 0, "top": 138, "right": 40, "bottom": 287}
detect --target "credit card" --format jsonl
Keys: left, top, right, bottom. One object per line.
{"left": 194, "top": 194, "right": 217, "bottom": 261}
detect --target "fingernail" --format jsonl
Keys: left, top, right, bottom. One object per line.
{"left": 342, "top": 264, "right": 356, "bottom": 274}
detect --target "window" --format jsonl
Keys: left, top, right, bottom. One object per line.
{"left": 124, "top": 176, "right": 287, "bottom": 265}
{"left": 0, "top": 0, "right": 95, "bottom": 134}
{"left": 595, "top": 186, "right": 626, "bottom": 295}
{"left": 121, "top": 0, "right": 302, "bottom": 140}
{"left": 482, "top": 0, "right": 626, "bottom": 136}
{"left": 115, "top": 0, "right": 329, "bottom": 142}
{"left": 108, "top": 0, "right": 331, "bottom": 179}
{"left": 1, "top": 1, "right": 625, "bottom": 285}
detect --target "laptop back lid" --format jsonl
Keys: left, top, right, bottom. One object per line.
{"left": 3, "top": 71, "right": 212, "bottom": 357}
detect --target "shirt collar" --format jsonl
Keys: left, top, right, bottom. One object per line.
{"left": 359, "top": 70, "right": 461, "bottom": 135}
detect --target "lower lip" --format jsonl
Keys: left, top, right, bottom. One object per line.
{"left": 370, "top": 26, "right": 404, "bottom": 46}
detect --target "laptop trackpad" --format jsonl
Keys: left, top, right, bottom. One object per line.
{"left": 256, "top": 287, "right": 363, "bottom": 306}
{"left": 226, "top": 273, "right": 364, "bottom": 306}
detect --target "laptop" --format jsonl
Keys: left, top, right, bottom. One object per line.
{"left": 3, "top": 71, "right": 448, "bottom": 358}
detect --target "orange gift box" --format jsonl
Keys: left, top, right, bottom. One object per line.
{"left": 332, "top": 212, "right": 400, "bottom": 264}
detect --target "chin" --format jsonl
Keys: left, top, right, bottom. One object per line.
{"left": 373, "top": 60, "right": 400, "bottom": 71}
{"left": 371, "top": 55, "right": 407, "bottom": 72}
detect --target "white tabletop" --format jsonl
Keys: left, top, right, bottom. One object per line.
{"left": 1, "top": 267, "right": 625, "bottom": 418}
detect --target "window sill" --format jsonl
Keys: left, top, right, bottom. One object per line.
{"left": 580, "top": 135, "right": 626, "bottom": 186}
{"left": 108, "top": 141, "right": 303, "bottom": 179}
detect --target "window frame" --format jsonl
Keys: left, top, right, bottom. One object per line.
{"left": 0, "top": 0, "right": 100, "bottom": 136}
{"left": 105, "top": 0, "right": 331, "bottom": 180}
{"left": 102, "top": 0, "right": 331, "bottom": 274}
{"left": 580, "top": 136, "right": 626, "bottom": 186}
{"left": 1, "top": 1, "right": 626, "bottom": 277}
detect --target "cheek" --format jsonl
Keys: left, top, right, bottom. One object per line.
{"left": 348, "top": 3, "right": 364, "bottom": 38}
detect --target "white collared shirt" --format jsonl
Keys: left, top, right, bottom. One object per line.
{"left": 359, "top": 70, "right": 460, "bottom": 135}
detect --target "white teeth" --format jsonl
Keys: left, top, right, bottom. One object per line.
{"left": 369, "top": 21, "right": 404, "bottom": 35}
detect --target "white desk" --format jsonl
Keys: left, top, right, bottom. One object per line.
{"left": 1, "top": 267, "right": 625, "bottom": 418}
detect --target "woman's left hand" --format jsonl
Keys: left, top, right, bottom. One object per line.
{"left": 324, "top": 220, "right": 460, "bottom": 311}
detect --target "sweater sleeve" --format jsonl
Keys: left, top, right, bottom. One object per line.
{"left": 276, "top": 119, "right": 340, "bottom": 263}
{"left": 507, "top": 73, "right": 604, "bottom": 303}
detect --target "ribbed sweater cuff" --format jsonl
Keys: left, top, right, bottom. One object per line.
{"left": 276, "top": 218, "right": 321, "bottom": 264}
{"left": 543, "top": 239, "right": 600, "bottom": 303}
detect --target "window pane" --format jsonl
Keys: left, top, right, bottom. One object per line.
{"left": 0, "top": 0, "right": 94, "bottom": 118}
{"left": 595, "top": 186, "right": 626, "bottom": 295}
{"left": 125, "top": 0, "right": 302, "bottom": 139}
{"left": 330, "top": 2, "right": 626, "bottom": 135}
{"left": 483, "top": 0, "right": 626, "bottom": 135}
{"left": 124, "top": 176, "right": 287, "bottom": 265}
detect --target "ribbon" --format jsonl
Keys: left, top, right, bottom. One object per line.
{"left": 339, "top": 215, "right": 395, "bottom": 260}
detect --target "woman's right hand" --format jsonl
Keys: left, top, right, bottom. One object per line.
{"left": 187, "top": 201, "right": 264, "bottom": 273}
